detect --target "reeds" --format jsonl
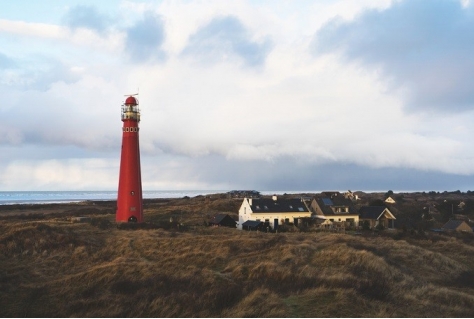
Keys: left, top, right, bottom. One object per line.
{"left": 1, "top": 200, "right": 474, "bottom": 317}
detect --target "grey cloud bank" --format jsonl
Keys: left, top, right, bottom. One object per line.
{"left": 313, "top": 0, "right": 474, "bottom": 113}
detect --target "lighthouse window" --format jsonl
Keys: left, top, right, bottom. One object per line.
{"left": 131, "top": 191, "right": 135, "bottom": 196}
{"left": 126, "top": 127, "right": 130, "bottom": 132}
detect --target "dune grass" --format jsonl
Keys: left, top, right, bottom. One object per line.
{"left": 1, "top": 198, "right": 474, "bottom": 317}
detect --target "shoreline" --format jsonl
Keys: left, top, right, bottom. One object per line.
{"left": 1, "top": 189, "right": 473, "bottom": 206}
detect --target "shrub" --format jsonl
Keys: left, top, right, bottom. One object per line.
{"left": 362, "top": 221, "right": 370, "bottom": 231}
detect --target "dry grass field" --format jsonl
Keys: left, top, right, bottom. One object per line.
{"left": 1, "top": 195, "right": 474, "bottom": 317}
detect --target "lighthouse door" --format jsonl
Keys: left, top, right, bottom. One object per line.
{"left": 128, "top": 216, "right": 138, "bottom": 223}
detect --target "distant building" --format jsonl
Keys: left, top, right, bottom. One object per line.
{"left": 228, "top": 190, "right": 260, "bottom": 198}
{"left": 237, "top": 196, "right": 311, "bottom": 230}
{"left": 344, "top": 190, "right": 360, "bottom": 201}
{"left": 385, "top": 196, "right": 396, "bottom": 204}
{"left": 441, "top": 219, "right": 472, "bottom": 232}
{"left": 359, "top": 206, "right": 396, "bottom": 229}
{"left": 208, "top": 214, "right": 237, "bottom": 228}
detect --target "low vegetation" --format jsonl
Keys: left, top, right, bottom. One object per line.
{"left": 1, "top": 194, "right": 474, "bottom": 317}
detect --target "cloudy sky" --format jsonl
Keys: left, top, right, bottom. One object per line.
{"left": 1, "top": 0, "right": 474, "bottom": 192}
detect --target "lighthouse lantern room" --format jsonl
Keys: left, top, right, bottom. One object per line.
{"left": 116, "top": 95, "right": 143, "bottom": 223}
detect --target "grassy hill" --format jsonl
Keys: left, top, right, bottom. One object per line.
{"left": 1, "top": 195, "right": 474, "bottom": 317}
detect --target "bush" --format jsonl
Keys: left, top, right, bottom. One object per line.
{"left": 362, "top": 221, "right": 370, "bottom": 231}
{"left": 90, "top": 218, "right": 112, "bottom": 230}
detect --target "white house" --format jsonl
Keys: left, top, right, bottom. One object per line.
{"left": 237, "top": 196, "right": 311, "bottom": 230}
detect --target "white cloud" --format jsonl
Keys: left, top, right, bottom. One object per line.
{"left": 1, "top": 159, "right": 118, "bottom": 190}
{"left": 1, "top": 0, "right": 474, "bottom": 191}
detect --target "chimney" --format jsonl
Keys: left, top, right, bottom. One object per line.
{"left": 272, "top": 195, "right": 278, "bottom": 201}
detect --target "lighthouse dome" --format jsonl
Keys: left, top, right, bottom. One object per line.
{"left": 125, "top": 96, "right": 138, "bottom": 106}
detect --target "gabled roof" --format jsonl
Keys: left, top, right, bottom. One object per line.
{"left": 442, "top": 219, "right": 467, "bottom": 230}
{"left": 210, "top": 214, "right": 229, "bottom": 224}
{"left": 250, "top": 198, "right": 309, "bottom": 213}
{"left": 359, "top": 206, "right": 396, "bottom": 220}
{"left": 313, "top": 195, "right": 358, "bottom": 216}
{"left": 385, "top": 196, "right": 396, "bottom": 203}
{"left": 209, "top": 214, "right": 236, "bottom": 225}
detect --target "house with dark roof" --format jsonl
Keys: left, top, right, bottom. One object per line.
{"left": 359, "top": 206, "right": 396, "bottom": 229}
{"left": 310, "top": 192, "right": 359, "bottom": 228}
{"left": 441, "top": 219, "right": 473, "bottom": 232}
{"left": 237, "top": 196, "right": 311, "bottom": 230}
{"left": 208, "top": 214, "right": 237, "bottom": 228}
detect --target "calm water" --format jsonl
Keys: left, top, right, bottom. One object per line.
{"left": 0, "top": 190, "right": 225, "bottom": 205}
{"left": 0, "top": 190, "right": 322, "bottom": 205}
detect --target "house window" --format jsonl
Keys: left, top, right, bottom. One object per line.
{"left": 285, "top": 218, "right": 290, "bottom": 224}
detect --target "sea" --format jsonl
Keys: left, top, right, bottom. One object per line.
{"left": 0, "top": 190, "right": 222, "bottom": 205}
{"left": 0, "top": 190, "right": 311, "bottom": 205}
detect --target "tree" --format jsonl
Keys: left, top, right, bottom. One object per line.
{"left": 384, "top": 190, "right": 394, "bottom": 198}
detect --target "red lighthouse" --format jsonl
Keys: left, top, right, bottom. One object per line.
{"left": 116, "top": 95, "right": 143, "bottom": 223}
